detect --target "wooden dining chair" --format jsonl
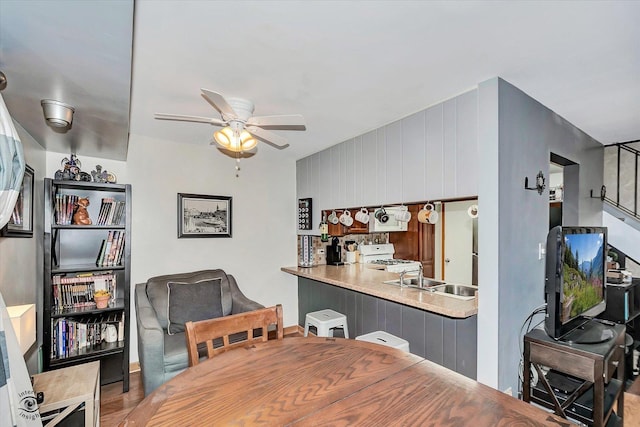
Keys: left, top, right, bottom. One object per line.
{"left": 185, "top": 304, "right": 284, "bottom": 366}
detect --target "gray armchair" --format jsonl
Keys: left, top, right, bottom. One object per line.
{"left": 135, "top": 269, "right": 263, "bottom": 395}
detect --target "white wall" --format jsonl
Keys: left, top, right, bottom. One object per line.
{"left": 0, "top": 121, "right": 46, "bottom": 373}
{"left": 46, "top": 133, "right": 299, "bottom": 363}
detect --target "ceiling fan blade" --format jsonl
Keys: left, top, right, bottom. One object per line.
{"left": 246, "top": 114, "right": 306, "bottom": 130}
{"left": 201, "top": 89, "right": 237, "bottom": 120}
{"left": 246, "top": 126, "right": 290, "bottom": 150}
{"left": 155, "top": 113, "right": 225, "bottom": 126}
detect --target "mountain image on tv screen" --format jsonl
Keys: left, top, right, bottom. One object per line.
{"left": 560, "top": 232, "right": 605, "bottom": 324}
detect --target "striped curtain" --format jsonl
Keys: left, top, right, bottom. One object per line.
{"left": 0, "top": 96, "right": 38, "bottom": 425}
{"left": 0, "top": 93, "right": 25, "bottom": 230}
{"left": 0, "top": 291, "right": 42, "bottom": 426}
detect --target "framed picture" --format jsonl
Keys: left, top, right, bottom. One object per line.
{"left": 178, "top": 193, "right": 232, "bottom": 238}
{"left": 1, "top": 164, "right": 34, "bottom": 238}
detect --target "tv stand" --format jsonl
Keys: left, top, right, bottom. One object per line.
{"left": 561, "top": 319, "right": 616, "bottom": 345}
{"left": 523, "top": 324, "right": 625, "bottom": 426}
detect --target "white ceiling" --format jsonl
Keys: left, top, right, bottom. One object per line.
{"left": 2, "top": 1, "right": 639, "bottom": 162}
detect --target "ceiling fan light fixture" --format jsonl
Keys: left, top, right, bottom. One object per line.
{"left": 214, "top": 126, "right": 257, "bottom": 152}
{"left": 41, "top": 99, "right": 75, "bottom": 128}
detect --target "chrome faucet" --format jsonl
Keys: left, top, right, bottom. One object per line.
{"left": 399, "top": 270, "right": 407, "bottom": 287}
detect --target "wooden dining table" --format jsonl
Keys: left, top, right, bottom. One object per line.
{"left": 121, "top": 336, "right": 570, "bottom": 426}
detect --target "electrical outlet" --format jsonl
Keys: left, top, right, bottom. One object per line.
{"left": 317, "top": 248, "right": 325, "bottom": 255}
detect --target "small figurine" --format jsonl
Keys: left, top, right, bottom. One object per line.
{"left": 55, "top": 154, "right": 84, "bottom": 181}
{"left": 91, "top": 165, "right": 109, "bottom": 183}
{"left": 72, "top": 198, "right": 92, "bottom": 225}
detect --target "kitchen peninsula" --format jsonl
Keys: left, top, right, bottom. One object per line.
{"left": 282, "top": 263, "right": 478, "bottom": 379}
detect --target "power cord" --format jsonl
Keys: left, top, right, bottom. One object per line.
{"left": 517, "top": 303, "right": 547, "bottom": 399}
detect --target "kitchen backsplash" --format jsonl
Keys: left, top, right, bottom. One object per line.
{"left": 298, "top": 233, "right": 389, "bottom": 266}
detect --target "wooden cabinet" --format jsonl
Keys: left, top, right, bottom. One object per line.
{"left": 388, "top": 204, "right": 435, "bottom": 277}
{"left": 33, "top": 361, "right": 100, "bottom": 426}
{"left": 523, "top": 325, "right": 625, "bottom": 426}
{"left": 43, "top": 179, "right": 131, "bottom": 392}
{"left": 323, "top": 209, "right": 369, "bottom": 236}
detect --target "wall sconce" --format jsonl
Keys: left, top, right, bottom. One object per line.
{"left": 590, "top": 185, "right": 607, "bottom": 201}
{"left": 524, "top": 171, "right": 546, "bottom": 195}
{"left": 7, "top": 304, "right": 36, "bottom": 354}
{"left": 41, "top": 99, "right": 75, "bottom": 129}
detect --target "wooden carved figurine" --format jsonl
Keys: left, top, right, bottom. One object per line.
{"left": 73, "top": 198, "right": 92, "bottom": 225}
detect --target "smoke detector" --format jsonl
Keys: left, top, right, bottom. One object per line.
{"left": 41, "top": 99, "right": 75, "bottom": 128}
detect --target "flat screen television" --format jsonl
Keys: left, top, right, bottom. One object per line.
{"left": 544, "top": 225, "right": 612, "bottom": 343}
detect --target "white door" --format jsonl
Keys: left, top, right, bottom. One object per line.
{"left": 443, "top": 201, "right": 474, "bottom": 284}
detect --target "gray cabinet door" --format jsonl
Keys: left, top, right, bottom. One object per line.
{"left": 385, "top": 120, "right": 402, "bottom": 204}
{"left": 361, "top": 130, "right": 378, "bottom": 206}
{"left": 455, "top": 90, "right": 478, "bottom": 197}
{"left": 330, "top": 145, "right": 341, "bottom": 208}
{"left": 344, "top": 138, "right": 356, "bottom": 207}
{"left": 425, "top": 104, "right": 445, "bottom": 200}
{"left": 353, "top": 136, "right": 364, "bottom": 207}
{"left": 319, "top": 148, "right": 332, "bottom": 215}
{"left": 296, "top": 157, "right": 306, "bottom": 200}
{"left": 402, "top": 110, "right": 426, "bottom": 203}
{"left": 376, "top": 127, "right": 387, "bottom": 203}
{"left": 443, "top": 98, "right": 458, "bottom": 198}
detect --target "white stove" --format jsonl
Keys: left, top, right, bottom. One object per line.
{"left": 359, "top": 244, "right": 422, "bottom": 273}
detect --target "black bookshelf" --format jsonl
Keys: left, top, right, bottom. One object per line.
{"left": 43, "top": 179, "right": 131, "bottom": 392}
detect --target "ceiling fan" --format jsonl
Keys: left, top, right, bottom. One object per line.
{"left": 155, "top": 88, "right": 306, "bottom": 152}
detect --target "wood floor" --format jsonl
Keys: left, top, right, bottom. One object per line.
{"left": 100, "top": 371, "right": 144, "bottom": 427}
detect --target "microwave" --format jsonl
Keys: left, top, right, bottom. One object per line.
{"left": 369, "top": 207, "right": 408, "bottom": 232}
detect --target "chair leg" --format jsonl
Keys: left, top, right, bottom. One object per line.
{"left": 342, "top": 323, "right": 349, "bottom": 339}
{"left": 304, "top": 321, "right": 310, "bottom": 337}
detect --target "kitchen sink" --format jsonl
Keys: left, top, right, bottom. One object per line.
{"left": 430, "top": 284, "right": 478, "bottom": 298}
{"left": 383, "top": 278, "right": 477, "bottom": 299}
{"left": 383, "top": 278, "right": 446, "bottom": 288}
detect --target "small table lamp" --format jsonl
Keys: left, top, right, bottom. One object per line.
{"left": 7, "top": 304, "right": 36, "bottom": 354}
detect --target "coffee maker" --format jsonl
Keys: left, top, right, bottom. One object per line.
{"left": 326, "top": 237, "right": 344, "bottom": 266}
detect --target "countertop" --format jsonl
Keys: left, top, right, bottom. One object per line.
{"left": 281, "top": 264, "right": 478, "bottom": 318}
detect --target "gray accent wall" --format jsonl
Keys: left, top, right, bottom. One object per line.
{"left": 477, "top": 77, "right": 605, "bottom": 394}
{"left": 298, "top": 277, "right": 477, "bottom": 380}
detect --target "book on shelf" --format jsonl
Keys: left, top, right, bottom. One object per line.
{"left": 51, "top": 311, "right": 124, "bottom": 360}
{"left": 52, "top": 272, "right": 116, "bottom": 311}
{"left": 95, "top": 230, "right": 126, "bottom": 267}
{"left": 54, "top": 193, "right": 79, "bottom": 225}
{"left": 96, "top": 198, "right": 126, "bottom": 226}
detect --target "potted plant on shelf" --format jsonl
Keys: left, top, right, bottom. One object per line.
{"left": 94, "top": 290, "right": 111, "bottom": 309}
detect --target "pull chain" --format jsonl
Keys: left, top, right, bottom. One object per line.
{"left": 235, "top": 153, "right": 241, "bottom": 178}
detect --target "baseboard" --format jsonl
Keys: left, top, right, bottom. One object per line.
{"left": 129, "top": 362, "right": 140, "bottom": 373}
{"left": 285, "top": 325, "right": 301, "bottom": 336}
